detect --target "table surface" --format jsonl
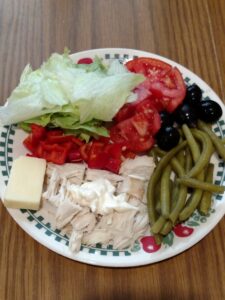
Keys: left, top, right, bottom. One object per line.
{"left": 0, "top": 0, "right": 224, "bottom": 299}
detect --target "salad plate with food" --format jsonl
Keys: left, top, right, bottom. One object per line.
{"left": 0, "top": 48, "right": 224, "bottom": 267}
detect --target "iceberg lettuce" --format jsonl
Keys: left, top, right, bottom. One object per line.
{"left": 0, "top": 50, "right": 144, "bottom": 138}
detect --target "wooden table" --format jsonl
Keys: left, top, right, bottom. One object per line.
{"left": 0, "top": 0, "right": 224, "bottom": 299}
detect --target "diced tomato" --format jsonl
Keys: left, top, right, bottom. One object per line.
{"left": 47, "top": 135, "right": 83, "bottom": 146}
{"left": 126, "top": 57, "right": 186, "bottom": 112}
{"left": 23, "top": 135, "right": 34, "bottom": 152}
{"left": 104, "top": 158, "right": 121, "bottom": 174}
{"left": 88, "top": 142, "right": 108, "bottom": 169}
{"left": 77, "top": 58, "right": 93, "bottom": 64}
{"left": 31, "top": 124, "right": 46, "bottom": 143}
{"left": 104, "top": 143, "right": 123, "bottom": 159}
{"left": 96, "top": 136, "right": 111, "bottom": 144}
{"left": 46, "top": 129, "right": 64, "bottom": 138}
{"left": 68, "top": 149, "right": 82, "bottom": 162}
{"left": 122, "top": 150, "right": 136, "bottom": 159}
{"left": 80, "top": 143, "right": 92, "bottom": 161}
{"left": 35, "top": 142, "right": 70, "bottom": 164}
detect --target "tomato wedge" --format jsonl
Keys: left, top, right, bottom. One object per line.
{"left": 126, "top": 57, "right": 186, "bottom": 112}
{"left": 110, "top": 115, "right": 155, "bottom": 153}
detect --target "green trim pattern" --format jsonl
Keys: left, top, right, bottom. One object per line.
{"left": 0, "top": 53, "right": 225, "bottom": 255}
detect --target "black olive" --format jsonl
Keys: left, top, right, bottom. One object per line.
{"left": 198, "top": 100, "right": 222, "bottom": 123}
{"left": 156, "top": 126, "right": 180, "bottom": 151}
{"left": 159, "top": 111, "right": 174, "bottom": 127}
{"left": 173, "top": 103, "right": 198, "bottom": 127}
{"left": 184, "top": 84, "right": 202, "bottom": 108}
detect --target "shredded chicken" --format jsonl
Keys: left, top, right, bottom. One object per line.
{"left": 42, "top": 155, "right": 155, "bottom": 253}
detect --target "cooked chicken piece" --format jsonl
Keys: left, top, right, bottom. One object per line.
{"left": 47, "top": 163, "right": 86, "bottom": 185}
{"left": 70, "top": 211, "right": 96, "bottom": 233}
{"left": 60, "top": 223, "right": 73, "bottom": 237}
{"left": 112, "top": 234, "right": 134, "bottom": 249}
{"left": 85, "top": 169, "right": 123, "bottom": 185}
{"left": 117, "top": 176, "right": 145, "bottom": 199}
{"left": 42, "top": 169, "right": 61, "bottom": 206}
{"left": 82, "top": 229, "right": 113, "bottom": 246}
{"left": 43, "top": 155, "right": 154, "bottom": 254}
{"left": 110, "top": 210, "right": 137, "bottom": 234}
{"left": 119, "top": 155, "right": 155, "bottom": 180}
{"left": 95, "top": 213, "right": 114, "bottom": 229}
{"left": 69, "top": 230, "right": 83, "bottom": 253}
{"left": 133, "top": 212, "right": 149, "bottom": 233}
{"left": 128, "top": 196, "right": 141, "bottom": 207}
{"left": 56, "top": 198, "right": 81, "bottom": 229}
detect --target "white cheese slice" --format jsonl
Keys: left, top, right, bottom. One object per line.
{"left": 4, "top": 156, "right": 46, "bottom": 210}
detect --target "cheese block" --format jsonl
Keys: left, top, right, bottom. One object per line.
{"left": 4, "top": 156, "right": 46, "bottom": 210}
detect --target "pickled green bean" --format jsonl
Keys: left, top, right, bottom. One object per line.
{"left": 179, "top": 124, "right": 205, "bottom": 220}
{"left": 147, "top": 141, "right": 187, "bottom": 225}
{"left": 177, "top": 149, "right": 185, "bottom": 167}
{"left": 151, "top": 216, "right": 166, "bottom": 234}
{"left": 185, "top": 148, "right": 193, "bottom": 173}
{"left": 160, "top": 165, "right": 172, "bottom": 218}
{"left": 177, "top": 177, "right": 225, "bottom": 193}
{"left": 182, "top": 124, "right": 200, "bottom": 163}
{"left": 185, "top": 129, "right": 214, "bottom": 178}
{"left": 168, "top": 154, "right": 188, "bottom": 224}
{"left": 198, "top": 164, "right": 214, "bottom": 215}
{"left": 160, "top": 220, "right": 173, "bottom": 235}
{"left": 179, "top": 190, "right": 203, "bottom": 221}
{"left": 198, "top": 120, "right": 225, "bottom": 161}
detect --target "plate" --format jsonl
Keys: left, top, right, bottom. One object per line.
{"left": 0, "top": 48, "right": 225, "bottom": 267}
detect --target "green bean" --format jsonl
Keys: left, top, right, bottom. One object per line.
{"left": 177, "top": 177, "right": 225, "bottom": 193}
{"left": 160, "top": 165, "right": 172, "bottom": 218}
{"left": 153, "top": 147, "right": 165, "bottom": 157}
{"left": 184, "top": 129, "right": 214, "bottom": 178}
{"left": 167, "top": 155, "right": 188, "bottom": 224}
{"left": 182, "top": 124, "right": 200, "bottom": 163}
{"left": 185, "top": 148, "right": 193, "bottom": 173}
{"left": 148, "top": 148, "right": 159, "bottom": 165}
{"left": 171, "top": 180, "right": 179, "bottom": 210}
{"left": 160, "top": 220, "right": 173, "bottom": 235}
{"left": 221, "top": 137, "right": 225, "bottom": 144}
{"left": 154, "top": 148, "right": 184, "bottom": 176}
{"left": 147, "top": 141, "right": 187, "bottom": 225}
{"left": 151, "top": 216, "right": 166, "bottom": 234}
{"left": 198, "top": 120, "right": 225, "bottom": 161}
{"left": 198, "top": 164, "right": 214, "bottom": 215}
{"left": 177, "top": 149, "right": 185, "bottom": 167}
{"left": 179, "top": 124, "right": 205, "bottom": 220}
{"left": 154, "top": 234, "right": 163, "bottom": 245}
{"left": 169, "top": 184, "right": 188, "bottom": 224}
{"left": 179, "top": 190, "right": 203, "bottom": 221}
{"left": 155, "top": 182, "right": 161, "bottom": 214}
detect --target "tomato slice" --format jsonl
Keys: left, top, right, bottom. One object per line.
{"left": 110, "top": 115, "right": 155, "bottom": 153}
{"left": 126, "top": 57, "right": 186, "bottom": 112}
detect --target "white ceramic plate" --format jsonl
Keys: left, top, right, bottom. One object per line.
{"left": 0, "top": 48, "right": 225, "bottom": 267}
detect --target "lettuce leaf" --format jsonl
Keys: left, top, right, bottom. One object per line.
{"left": 0, "top": 50, "right": 144, "bottom": 138}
